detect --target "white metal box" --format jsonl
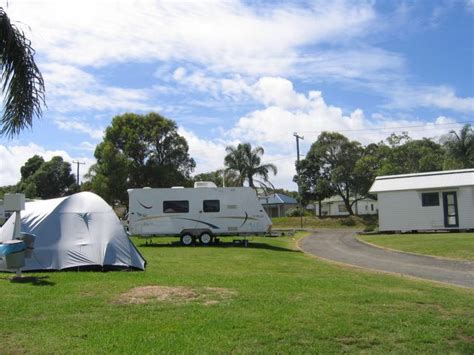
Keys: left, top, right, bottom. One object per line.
{"left": 4, "top": 193, "right": 25, "bottom": 211}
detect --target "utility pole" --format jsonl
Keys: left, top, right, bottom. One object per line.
{"left": 72, "top": 160, "right": 85, "bottom": 185}
{"left": 294, "top": 132, "right": 304, "bottom": 228}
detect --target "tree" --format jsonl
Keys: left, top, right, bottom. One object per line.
{"left": 0, "top": 184, "right": 16, "bottom": 199}
{"left": 442, "top": 124, "right": 474, "bottom": 169}
{"left": 0, "top": 7, "right": 45, "bottom": 137}
{"left": 86, "top": 141, "right": 130, "bottom": 204}
{"left": 301, "top": 132, "right": 369, "bottom": 215}
{"left": 296, "top": 158, "right": 333, "bottom": 217}
{"left": 272, "top": 188, "right": 298, "bottom": 199}
{"left": 87, "top": 112, "right": 196, "bottom": 204}
{"left": 20, "top": 154, "right": 44, "bottom": 179}
{"left": 224, "top": 143, "right": 277, "bottom": 188}
{"left": 193, "top": 169, "right": 240, "bottom": 187}
{"left": 378, "top": 135, "right": 445, "bottom": 175}
{"left": 17, "top": 156, "right": 77, "bottom": 199}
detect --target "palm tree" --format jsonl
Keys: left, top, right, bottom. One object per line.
{"left": 224, "top": 143, "right": 277, "bottom": 188}
{"left": 0, "top": 7, "right": 45, "bottom": 137}
{"left": 443, "top": 124, "right": 474, "bottom": 168}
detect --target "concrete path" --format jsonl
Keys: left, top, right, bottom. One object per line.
{"left": 299, "top": 230, "right": 474, "bottom": 288}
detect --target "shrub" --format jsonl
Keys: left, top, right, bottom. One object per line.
{"left": 340, "top": 216, "right": 357, "bottom": 226}
{"left": 285, "top": 208, "right": 309, "bottom": 217}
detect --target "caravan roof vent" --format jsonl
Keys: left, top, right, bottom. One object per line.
{"left": 194, "top": 181, "right": 217, "bottom": 188}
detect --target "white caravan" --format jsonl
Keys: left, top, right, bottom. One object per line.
{"left": 127, "top": 182, "right": 272, "bottom": 245}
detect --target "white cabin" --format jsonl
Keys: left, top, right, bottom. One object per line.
{"left": 369, "top": 169, "right": 474, "bottom": 232}
{"left": 307, "top": 196, "right": 378, "bottom": 216}
{"left": 127, "top": 182, "right": 272, "bottom": 245}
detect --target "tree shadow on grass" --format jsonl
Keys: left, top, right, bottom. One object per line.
{"left": 140, "top": 240, "right": 301, "bottom": 253}
{"left": 0, "top": 275, "right": 55, "bottom": 286}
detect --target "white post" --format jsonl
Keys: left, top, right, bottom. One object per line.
{"left": 13, "top": 211, "right": 21, "bottom": 240}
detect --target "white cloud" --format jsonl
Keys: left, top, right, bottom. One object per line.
{"left": 169, "top": 68, "right": 253, "bottom": 101}
{"left": 9, "top": 0, "right": 376, "bottom": 75}
{"left": 171, "top": 76, "right": 469, "bottom": 189}
{"left": 172, "top": 67, "right": 187, "bottom": 81}
{"left": 466, "top": 0, "right": 474, "bottom": 12}
{"left": 42, "top": 63, "right": 159, "bottom": 113}
{"left": 385, "top": 85, "right": 474, "bottom": 113}
{"left": 297, "top": 47, "right": 405, "bottom": 81}
{"left": 77, "top": 141, "right": 97, "bottom": 152}
{"left": 0, "top": 143, "right": 94, "bottom": 186}
{"left": 54, "top": 117, "right": 104, "bottom": 140}
{"left": 178, "top": 127, "right": 232, "bottom": 174}
{"left": 5, "top": 0, "right": 469, "bottom": 119}
{"left": 252, "top": 77, "right": 311, "bottom": 110}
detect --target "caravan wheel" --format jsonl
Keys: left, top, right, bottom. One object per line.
{"left": 199, "top": 232, "right": 213, "bottom": 245}
{"left": 180, "top": 234, "right": 194, "bottom": 246}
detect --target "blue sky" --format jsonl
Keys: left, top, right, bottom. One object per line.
{"left": 0, "top": 0, "right": 473, "bottom": 189}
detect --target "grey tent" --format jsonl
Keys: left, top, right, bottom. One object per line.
{"left": 0, "top": 192, "right": 145, "bottom": 271}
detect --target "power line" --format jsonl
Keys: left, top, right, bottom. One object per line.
{"left": 251, "top": 119, "right": 473, "bottom": 143}
{"left": 298, "top": 120, "right": 474, "bottom": 135}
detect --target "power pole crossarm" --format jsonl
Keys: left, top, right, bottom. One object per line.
{"left": 72, "top": 160, "right": 86, "bottom": 185}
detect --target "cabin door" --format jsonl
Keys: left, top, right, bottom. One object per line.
{"left": 442, "top": 192, "right": 459, "bottom": 228}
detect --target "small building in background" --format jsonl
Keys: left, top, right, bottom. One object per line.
{"left": 0, "top": 200, "right": 4, "bottom": 225}
{"left": 369, "top": 169, "right": 474, "bottom": 232}
{"left": 0, "top": 200, "right": 13, "bottom": 226}
{"left": 259, "top": 193, "right": 298, "bottom": 218}
{"left": 307, "top": 196, "right": 378, "bottom": 216}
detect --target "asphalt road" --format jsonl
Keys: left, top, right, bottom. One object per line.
{"left": 299, "top": 230, "right": 474, "bottom": 288}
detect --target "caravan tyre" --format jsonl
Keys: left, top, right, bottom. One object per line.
{"left": 199, "top": 232, "right": 213, "bottom": 245}
{"left": 180, "top": 234, "right": 194, "bottom": 246}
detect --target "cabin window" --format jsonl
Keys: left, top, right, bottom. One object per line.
{"left": 338, "top": 204, "right": 347, "bottom": 213}
{"left": 371, "top": 204, "right": 374, "bottom": 211}
{"left": 421, "top": 192, "right": 439, "bottom": 207}
{"left": 203, "top": 200, "right": 220, "bottom": 213}
{"left": 163, "top": 200, "right": 189, "bottom": 213}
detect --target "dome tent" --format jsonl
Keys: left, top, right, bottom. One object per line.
{"left": 0, "top": 192, "right": 145, "bottom": 271}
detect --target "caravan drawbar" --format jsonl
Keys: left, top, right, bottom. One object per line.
{"left": 127, "top": 182, "right": 272, "bottom": 245}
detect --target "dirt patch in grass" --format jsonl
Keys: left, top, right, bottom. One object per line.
{"left": 114, "top": 285, "right": 236, "bottom": 306}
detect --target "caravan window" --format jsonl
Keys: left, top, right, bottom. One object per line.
{"left": 421, "top": 193, "right": 439, "bottom": 207}
{"left": 203, "top": 200, "right": 220, "bottom": 213}
{"left": 163, "top": 200, "right": 189, "bottom": 213}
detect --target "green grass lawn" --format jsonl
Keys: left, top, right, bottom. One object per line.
{"left": 359, "top": 233, "right": 474, "bottom": 261}
{"left": 0, "top": 234, "right": 472, "bottom": 353}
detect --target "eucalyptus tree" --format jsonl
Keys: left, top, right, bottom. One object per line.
{"left": 224, "top": 143, "right": 277, "bottom": 188}
{"left": 88, "top": 112, "right": 195, "bottom": 204}
{"left": 300, "top": 132, "right": 368, "bottom": 215}
{"left": 0, "top": 7, "right": 45, "bottom": 136}
{"left": 17, "top": 156, "right": 77, "bottom": 199}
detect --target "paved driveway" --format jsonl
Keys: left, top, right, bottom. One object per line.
{"left": 299, "top": 230, "right": 474, "bottom": 288}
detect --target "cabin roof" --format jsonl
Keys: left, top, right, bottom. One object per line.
{"left": 259, "top": 193, "right": 297, "bottom": 205}
{"left": 369, "top": 168, "right": 474, "bottom": 193}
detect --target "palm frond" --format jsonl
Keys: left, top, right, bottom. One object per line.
{"left": 0, "top": 8, "right": 45, "bottom": 137}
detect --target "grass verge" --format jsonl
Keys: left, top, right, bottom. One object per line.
{"left": 359, "top": 233, "right": 474, "bottom": 261}
{"left": 271, "top": 215, "right": 376, "bottom": 229}
{"left": 0, "top": 234, "right": 472, "bottom": 353}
